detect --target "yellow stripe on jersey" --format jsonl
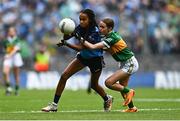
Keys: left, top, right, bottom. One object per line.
{"left": 107, "top": 39, "right": 127, "bottom": 55}
{"left": 6, "top": 46, "right": 14, "bottom": 54}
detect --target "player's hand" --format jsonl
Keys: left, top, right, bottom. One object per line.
{"left": 63, "top": 34, "right": 72, "bottom": 40}
{"left": 56, "top": 39, "right": 66, "bottom": 47}
{"left": 74, "top": 33, "right": 85, "bottom": 43}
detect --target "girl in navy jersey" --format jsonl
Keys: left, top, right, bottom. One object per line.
{"left": 42, "top": 9, "right": 113, "bottom": 112}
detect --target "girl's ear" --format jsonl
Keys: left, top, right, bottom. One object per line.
{"left": 110, "top": 27, "right": 113, "bottom": 31}
{"left": 108, "top": 27, "right": 113, "bottom": 32}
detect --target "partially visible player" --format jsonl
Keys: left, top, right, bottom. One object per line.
{"left": 42, "top": 9, "right": 113, "bottom": 112}
{"left": 79, "top": 18, "right": 139, "bottom": 112}
{"left": 2, "top": 27, "right": 23, "bottom": 96}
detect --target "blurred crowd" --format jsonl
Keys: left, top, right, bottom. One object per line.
{"left": 0, "top": 0, "right": 179, "bottom": 59}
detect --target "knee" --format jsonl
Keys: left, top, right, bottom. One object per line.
{"left": 60, "top": 72, "right": 70, "bottom": 82}
{"left": 3, "top": 71, "right": 9, "bottom": 77}
{"left": 105, "top": 79, "right": 112, "bottom": 89}
{"left": 3, "top": 68, "right": 9, "bottom": 75}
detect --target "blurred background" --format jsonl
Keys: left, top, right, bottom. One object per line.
{"left": 0, "top": 0, "right": 180, "bottom": 90}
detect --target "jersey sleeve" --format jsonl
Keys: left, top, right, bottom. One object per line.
{"left": 14, "top": 39, "right": 21, "bottom": 50}
{"left": 15, "top": 43, "right": 21, "bottom": 50}
{"left": 102, "top": 38, "right": 114, "bottom": 48}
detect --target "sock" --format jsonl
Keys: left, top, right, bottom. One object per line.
{"left": 15, "top": 85, "right": 19, "bottom": 91}
{"left": 53, "top": 94, "right": 61, "bottom": 104}
{"left": 128, "top": 101, "right": 134, "bottom": 108}
{"left": 121, "top": 87, "right": 130, "bottom": 93}
{"left": 103, "top": 94, "right": 109, "bottom": 101}
{"left": 5, "top": 82, "right": 10, "bottom": 87}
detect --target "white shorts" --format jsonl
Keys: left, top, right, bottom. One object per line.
{"left": 119, "top": 56, "right": 139, "bottom": 74}
{"left": 3, "top": 53, "right": 23, "bottom": 68}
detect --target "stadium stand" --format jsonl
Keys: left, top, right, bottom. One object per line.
{"left": 0, "top": 0, "right": 179, "bottom": 73}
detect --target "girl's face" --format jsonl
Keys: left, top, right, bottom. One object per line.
{"left": 8, "top": 27, "right": 16, "bottom": 37}
{"left": 79, "top": 13, "right": 90, "bottom": 28}
{"left": 99, "top": 21, "right": 109, "bottom": 36}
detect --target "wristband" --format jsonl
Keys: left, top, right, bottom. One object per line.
{"left": 64, "top": 41, "right": 67, "bottom": 46}
{"left": 80, "top": 37, "right": 85, "bottom": 43}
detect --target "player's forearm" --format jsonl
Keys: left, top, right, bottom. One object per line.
{"left": 83, "top": 41, "right": 105, "bottom": 50}
{"left": 65, "top": 43, "right": 83, "bottom": 51}
{"left": 83, "top": 41, "right": 96, "bottom": 49}
{"left": 8, "top": 47, "right": 19, "bottom": 57}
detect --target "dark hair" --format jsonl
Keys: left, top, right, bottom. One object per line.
{"left": 80, "top": 9, "right": 98, "bottom": 27}
{"left": 102, "top": 18, "right": 114, "bottom": 30}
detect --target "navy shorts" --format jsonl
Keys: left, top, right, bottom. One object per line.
{"left": 77, "top": 54, "right": 105, "bottom": 73}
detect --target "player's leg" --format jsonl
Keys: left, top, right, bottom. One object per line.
{"left": 3, "top": 65, "right": 12, "bottom": 95}
{"left": 87, "top": 79, "right": 91, "bottom": 94}
{"left": 42, "top": 58, "right": 85, "bottom": 112}
{"left": 54, "top": 58, "right": 85, "bottom": 100}
{"left": 90, "top": 70, "right": 104, "bottom": 97}
{"left": 3, "top": 58, "right": 12, "bottom": 95}
{"left": 120, "top": 56, "right": 139, "bottom": 106}
{"left": 88, "top": 56, "right": 113, "bottom": 111}
{"left": 105, "top": 70, "right": 134, "bottom": 106}
{"left": 13, "top": 53, "right": 23, "bottom": 95}
{"left": 105, "top": 69, "right": 130, "bottom": 91}
{"left": 105, "top": 56, "right": 139, "bottom": 106}
{"left": 90, "top": 70, "right": 113, "bottom": 112}
{"left": 119, "top": 78, "right": 137, "bottom": 112}
{"left": 85, "top": 67, "right": 91, "bottom": 94}
{"left": 13, "top": 66, "right": 20, "bottom": 95}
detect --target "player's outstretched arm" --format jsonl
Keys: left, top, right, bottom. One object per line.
{"left": 65, "top": 42, "right": 84, "bottom": 51}
{"left": 56, "top": 39, "right": 84, "bottom": 51}
{"left": 83, "top": 40, "right": 104, "bottom": 49}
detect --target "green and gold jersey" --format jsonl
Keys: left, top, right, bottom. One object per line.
{"left": 2, "top": 37, "right": 21, "bottom": 54}
{"left": 102, "top": 31, "right": 134, "bottom": 62}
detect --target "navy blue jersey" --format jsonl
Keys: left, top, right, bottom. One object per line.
{"left": 75, "top": 25, "right": 103, "bottom": 59}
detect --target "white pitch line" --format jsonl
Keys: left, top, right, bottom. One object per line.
{"left": 1, "top": 98, "right": 180, "bottom": 103}
{"left": 0, "top": 108, "right": 180, "bottom": 114}
{"left": 135, "top": 98, "right": 180, "bottom": 102}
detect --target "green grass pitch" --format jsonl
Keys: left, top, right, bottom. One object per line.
{"left": 0, "top": 88, "right": 180, "bottom": 120}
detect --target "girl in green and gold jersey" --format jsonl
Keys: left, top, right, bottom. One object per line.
{"left": 80, "top": 18, "right": 139, "bottom": 112}
{"left": 2, "top": 27, "right": 23, "bottom": 96}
